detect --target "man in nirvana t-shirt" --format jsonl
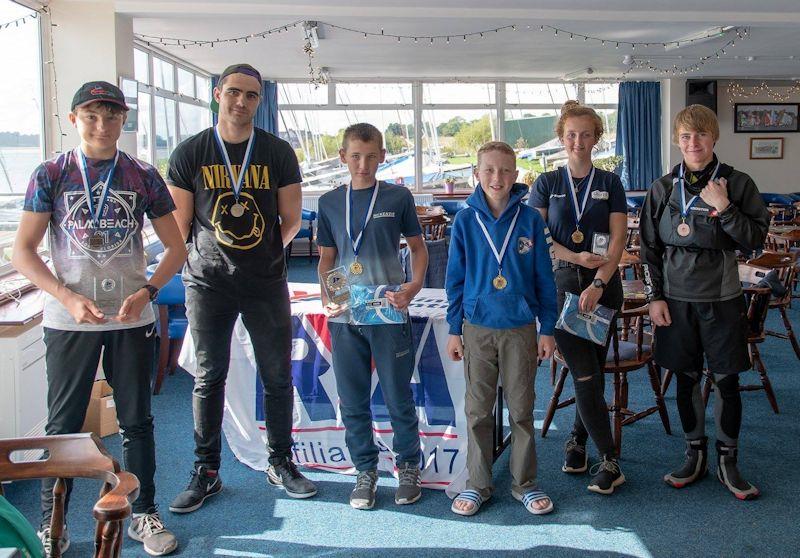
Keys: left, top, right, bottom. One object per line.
{"left": 167, "top": 63, "right": 317, "bottom": 513}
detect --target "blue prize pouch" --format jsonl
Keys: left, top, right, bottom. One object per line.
{"left": 555, "top": 291, "right": 616, "bottom": 345}
{"left": 349, "top": 284, "right": 407, "bottom": 325}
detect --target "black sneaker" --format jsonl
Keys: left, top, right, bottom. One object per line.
{"left": 350, "top": 470, "right": 379, "bottom": 510}
{"left": 267, "top": 458, "right": 318, "bottom": 499}
{"left": 169, "top": 466, "right": 223, "bottom": 514}
{"left": 562, "top": 434, "right": 588, "bottom": 473}
{"left": 587, "top": 456, "right": 626, "bottom": 495}
{"left": 716, "top": 441, "right": 760, "bottom": 500}
{"left": 664, "top": 437, "right": 708, "bottom": 488}
{"left": 395, "top": 463, "right": 422, "bottom": 505}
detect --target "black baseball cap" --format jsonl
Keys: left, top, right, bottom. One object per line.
{"left": 71, "top": 81, "right": 129, "bottom": 112}
{"left": 218, "top": 63, "right": 262, "bottom": 85}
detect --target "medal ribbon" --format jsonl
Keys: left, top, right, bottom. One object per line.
{"left": 213, "top": 126, "right": 255, "bottom": 202}
{"left": 678, "top": 161, "right": 720, "bottom": 220}
{"left": 345, "top": 182, "right": 380, "bottom": 259}
{"left": 76, "top": 148, "right": 118, "bottom": 229}
{"left": 474, "top": 207, "right": 520, "bottom": 272}
{"left": 565, "top": 164, "right": 596, "bottom": 231}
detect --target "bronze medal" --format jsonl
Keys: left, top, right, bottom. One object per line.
{"left": 88, "top": 232, "right": 104, "bottom": 249}
{"left": 677, "top": 222, "right": 691, "bottom": 237}
{"left": 571, "top": 229, "right": 585, "bottom": 244}
{"left": 492, "top": 273, "right": 508, "bottom": 290}
{"left": 349, "top": 260, "right": 364, "bottom": 275}
{"left": 230, "top": 202, "right": 245, "bottom": 218}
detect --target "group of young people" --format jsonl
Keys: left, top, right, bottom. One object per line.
{"left": 11, "top": 61, "right": 768, "bottom": 556}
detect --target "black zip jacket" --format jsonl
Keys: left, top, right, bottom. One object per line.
{"left": 640, "top": 161, "right": 769, "bottom": 302}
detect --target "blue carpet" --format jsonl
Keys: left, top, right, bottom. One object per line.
{"left": 4, "top": 262, "right": 799, "bottom": 557}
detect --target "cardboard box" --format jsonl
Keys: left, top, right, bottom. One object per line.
{"left": 81, "top": 380, "right": 118, "bottom": 437}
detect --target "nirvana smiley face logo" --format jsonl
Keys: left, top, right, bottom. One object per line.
{"left": 211, "top": 191, "right": 264, "bottom": 250}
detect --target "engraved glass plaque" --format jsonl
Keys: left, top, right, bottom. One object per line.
{"left": 322, "top": 266, "right": 350, "bottom": 308}
{"left": 591, "top": 232, "right": 610, "bottom": 258}
{"left": 93, "top": 274, "right": 125, "bottom": 317}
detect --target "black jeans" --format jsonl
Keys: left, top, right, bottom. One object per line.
{"left": 40, "top": 325, "right": 157, "bottom": 527}
{"left": 554, "top": 266, "right": 623, "bottom": 458}
{"left": 186, "top": 282, "right": 294, "bottom": 469}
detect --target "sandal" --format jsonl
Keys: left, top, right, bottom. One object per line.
{"left": 450, "top": 490, "right": 487, "bottom": 516}
{"left": 513, "top": 489, "right": 554, "bottom": 515}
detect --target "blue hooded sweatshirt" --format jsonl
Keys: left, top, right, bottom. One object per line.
{"left": 446, "top": 183, "right": 558, "bottom": 336}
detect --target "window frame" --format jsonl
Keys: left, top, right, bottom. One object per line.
{"left": 276, "top": 80, "right": 618, "bottom": 193}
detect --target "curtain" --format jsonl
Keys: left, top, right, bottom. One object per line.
{"left": 210, "top": 77, "right": 278, "bottom": 135}
{"left": 615, "top": 81, "right": 661, "bottom": 191}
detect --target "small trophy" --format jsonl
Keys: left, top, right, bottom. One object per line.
{"left": 93, "top": 275, "right": 125, "bottom": 317}
{"left": 322, "top": 266, "right": 351, "bottom": 309}
{"left": 591, "top": 232, "right": 610, "bottom": 258}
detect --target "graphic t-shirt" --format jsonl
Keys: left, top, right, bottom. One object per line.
{"left": 316, "top": 181, "right": 422, "bottom": 323}
{"left": 24, "top": 149, "right": 175, "bottom": 331}
{"left": 167, "top": 127, "right": 302, "bottom": 291}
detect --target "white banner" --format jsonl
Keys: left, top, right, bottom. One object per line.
{"left": 179, "top": 286, "right": 469, "bottom": 491}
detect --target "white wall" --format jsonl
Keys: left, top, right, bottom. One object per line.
{"left": 43, "top": 1, "right": 135, "bottom": 157}
{"left": 660, "top": 78, "right": 799, "bottom": 194}
{"left": 715, "top": 81, "right": 799, "bottom": 194}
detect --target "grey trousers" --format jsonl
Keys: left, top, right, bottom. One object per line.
{"left": 463, "top": 322, "right": 539, "bottom": 499}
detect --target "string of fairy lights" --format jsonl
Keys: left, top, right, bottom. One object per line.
{"left": 727, "top": 80, "right": 800, "bottom": 103}
{"left": 134, "top": 21, "right": 757, "bottom": 81}
{"left": 0, "top": 6, "right": 41, "bottom": 29}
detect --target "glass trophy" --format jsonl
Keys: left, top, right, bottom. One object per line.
{"left": 322, "top": 266, "right": 351, "bottom": 309}
{"left": 93, "top": 274, "right": 125, "bottom": 317}
{"left": 591, "top": 232, "right": 610, "bottom": 258}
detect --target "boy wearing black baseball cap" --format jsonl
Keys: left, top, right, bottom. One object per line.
{"left": 13, "top": 80, "right": 186, "bottom": 556}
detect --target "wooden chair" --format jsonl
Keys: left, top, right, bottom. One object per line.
{"left": 699, "top": 286, "right": 778, "bottom": 413}
{"left": 541, "top": 303, "right": 671, "bottom": 457}
{"left": 417, "top": 214, "right": 448, "bottom": 241}
{"left": 746, "top": 251, "right": 800, "bottom": 359}
{"left": 0, "top": 433, "right": 139, "bottom": 558}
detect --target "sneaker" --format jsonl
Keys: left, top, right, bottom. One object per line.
{"left": 350, "top": 470, "right": 378, "bottom": 510}
{"left": 267, "top": 458, "right": 318, "bottom": 499}
{"left": 128, "top": 511, "right": 178, "bottom": 556}
{"left": 562, "top": 434, "right": 588, "bottom": 473}
{"left": 37, "top": 526, "right": 69, "bottom": 557}
{"left": 716, "top": 441, "right": 760, "bottom": 500}
{"left": 664, "top": 437, "right": 708, "bottom": 488}
{"left": 395, "top": 463, "right": 422, "bottom": 505}
{"left": 169, "top": 466, "right": 223, "bottom": 513}
{"left": 587, "top": 456, "right": 626, "bottom": 495}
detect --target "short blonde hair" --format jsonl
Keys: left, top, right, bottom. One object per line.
{"left": 556, "top": 100, "right": 604, "bottom": 141}
{"left": 673, "top": 104, "right": 719, "bottom": 144}
{"left": 476, "top": 141, "right": 516, "bottom": 167}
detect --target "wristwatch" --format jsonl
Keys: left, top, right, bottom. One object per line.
{"left": 142, "top": 284, "right": 159, "bottom": 301}
{"left": 592, "top": 278, "right": 607, "bottom": 290}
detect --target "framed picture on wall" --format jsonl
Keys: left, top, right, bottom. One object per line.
{"left": 749, "top": 137, "right": 784, "bottom": 159}
{"left": 734, "top": 103, "right": 799, "bottom": 133}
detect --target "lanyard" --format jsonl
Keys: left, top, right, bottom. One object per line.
{"left": 474, "top": 207, "right": 520, "bottom": 270}
{"left": 213, "top": 126, "right": 255, "bottom": 201}
{"left": 564, "top": 164, "right": 596, "bottom": 228}
{"left": 678, "top": 161, "right": 720, "bottom": 219}
{"left": 76, "top": 148, "right": 118, "bottom": 228}
{"left": 345, "top": 182, "right": 380, "bottom": 258}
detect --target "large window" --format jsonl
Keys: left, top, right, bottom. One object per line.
{"left": 278, "top": 81, "right": 618, "bottom": 193}
{"left": 133, "top": 46, "right": 211, "bottom": 175}
{"left": 0, "top": 0, "right": 44, "bottom": 268}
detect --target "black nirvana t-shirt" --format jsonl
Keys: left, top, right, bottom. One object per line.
{"left": 167, "top": 127, "right": 302, "bottom": 290}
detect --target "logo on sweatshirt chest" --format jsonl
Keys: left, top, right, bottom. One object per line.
{"left": 517, "top": 236, "right": 533, "bottom": 254}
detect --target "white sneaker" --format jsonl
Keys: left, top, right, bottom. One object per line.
{"left": 37, "top": 526, "right": 69, "bottom": 557}
{"left": 128, "top": 511, "right": 178, "bottom": 556}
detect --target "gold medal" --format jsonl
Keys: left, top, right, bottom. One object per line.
{"left": 571, "top": 229, "right": 585, "bottom": 244}
{"left": 349, "top": 260, "right": 364, "bottom": 275}
{"left": 89, "top": 232, "right": 104, "bottom": 249}
{"left": 492, "top": 273, "right": 507, "bottom": 290}
{"left": 677, "top": 222, "right": 691, "bottom": 237}
{"left": 230, "top": 202, "right": 245, "bottom": 218}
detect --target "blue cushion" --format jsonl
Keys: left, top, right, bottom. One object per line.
{"left": 432, "top": 200, "right": 468, "bottom": 216}
{"left": 626, "top": 196, "right": 645, "bottom": 208}
{"left": 294, "top": 229, "right": 312, "bottom": 239}
{"left": 761, "top": 193, "right": 794, "bottom": 205}
{"left": 301, "top": 208, "right": 317, "bottom": 221}
{"left": 155, "top": 274, "right": 185, "bottom": 306}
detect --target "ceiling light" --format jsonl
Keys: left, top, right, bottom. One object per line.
{"left": 562, "top": 67, "right": 594, "bottom": 81}
{"left": 664, "top": 26, "right": 733, "bottom": 51}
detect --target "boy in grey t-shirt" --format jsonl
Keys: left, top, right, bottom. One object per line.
{"left": 317, "top": 123, "right": 428, "bottom": 510}
{"left": 13, "top": 81, "right": 186, "bottom": 556}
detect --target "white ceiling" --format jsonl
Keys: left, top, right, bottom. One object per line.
{"left": 121, "top": 0, "right": 800, "bottom": 81}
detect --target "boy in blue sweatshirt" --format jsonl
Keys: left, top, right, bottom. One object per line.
{"left": 446, "top": 141, "right": 557, "bottom": 516}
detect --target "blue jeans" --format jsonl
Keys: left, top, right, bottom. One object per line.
{"left": 328, "top": 321, "right": 420, "bottom": 471}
